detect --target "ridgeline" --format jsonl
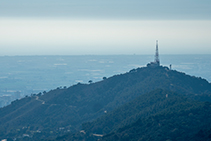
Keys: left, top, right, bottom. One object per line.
{"left": 0, "top": 66, "right": 211, "bottom": 140}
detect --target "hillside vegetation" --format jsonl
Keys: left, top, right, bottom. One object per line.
{"left": 101, "top": 100, "right": 211, "bottom": 141}
{"left": 56, "top": 89, "right": 211, "bottom": 141}
{"left": 0, "top": 66, "right": 211, "bottom": 140}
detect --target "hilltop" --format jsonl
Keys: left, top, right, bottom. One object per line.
{"left": 0, "top": 66, "right": 211, "bottom": 140}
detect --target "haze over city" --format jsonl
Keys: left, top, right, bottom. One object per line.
{"left": 0, "top": 0, "right": 211, "bottom": 55}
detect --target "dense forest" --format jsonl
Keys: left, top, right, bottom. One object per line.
{"left": 101, "top": 101, "right": 211, "bottom": 141}
{"left": 54, "top": 89, "right": 211, "bottom": 141}
{"left": 0, "top": 66, "right": 211, "bottom": 140}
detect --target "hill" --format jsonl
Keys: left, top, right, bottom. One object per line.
{"left": 82, "top": 89, "right": 194, "bottom": 135}
{"left": 0, "top": 66, "right": 211, "bottom": 140}
{"left": 101, "top": 100, "right": 211, "bottom": 141}
{"left": 55, "top": 89, "right": 211, "bottom": 141}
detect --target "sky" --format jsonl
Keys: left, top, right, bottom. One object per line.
{"left": 0, "top": 0, "right": 211, "bottom": 55}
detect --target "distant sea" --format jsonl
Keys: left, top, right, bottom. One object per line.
{"left": 0, "top": 55, "right": 210, "bottom": 99}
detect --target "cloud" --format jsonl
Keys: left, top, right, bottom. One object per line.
{"left": 0, "top": 0, "right": 211, "bottom": 20}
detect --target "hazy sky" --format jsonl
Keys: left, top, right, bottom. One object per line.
{"left": 0, "top": 0, "right": 211, "bottom": 55}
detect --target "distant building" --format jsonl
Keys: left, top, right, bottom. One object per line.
{"left": 147, "top": 40, "right": 160, "bottom": 67}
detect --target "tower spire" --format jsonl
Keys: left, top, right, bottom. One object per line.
{"left": 155, "top": 40, "right": 160, "bottom": 66}
{"left": 146, "top": 40, "right": 161, "bottom": 67}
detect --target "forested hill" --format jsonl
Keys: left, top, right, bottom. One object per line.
{"left": 0, "top": 66, "right": 211, "bottom": 140}
{"left": 100, "top": 90, "right": 211, "bottom": 141}
{"left": 55, "top": 89, "right": 211, "bottom": 141}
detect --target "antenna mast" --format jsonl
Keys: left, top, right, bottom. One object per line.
{"left": 155, "top": 40, "right": 160, "bottom": 66}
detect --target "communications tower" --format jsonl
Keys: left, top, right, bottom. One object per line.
{"left": 147, "top": 40, "right": 160, "bottom": 67}
{"left": 154, "top": 40, "right": 160, "bottom": 66}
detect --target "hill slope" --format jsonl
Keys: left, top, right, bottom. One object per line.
{"left": 57, "top": 89, "right": 211, "bottom": 141}
{"left": 101, "top": 101, "right": 211, "bottom": 141}
{"left": 82, "top": 89, "right": 193, "bottom": 135}
{"left": 0, "top": 66, "right": 211, "bottom": 140}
